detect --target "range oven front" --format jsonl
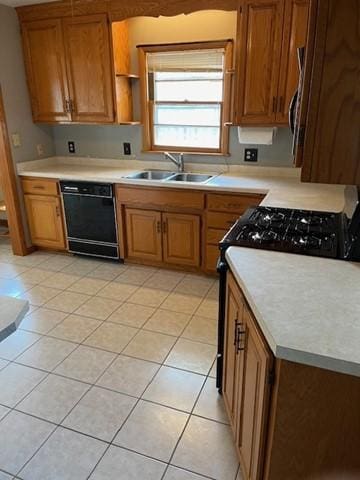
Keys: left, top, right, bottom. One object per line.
{"left": 60, "top": 181, "right": 119, "bottom": 260}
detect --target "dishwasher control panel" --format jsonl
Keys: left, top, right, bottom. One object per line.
{"left": 60, "top": 181, "right": 113, "bottom": 198}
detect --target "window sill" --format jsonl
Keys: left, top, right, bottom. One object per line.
{"left": 142, "top": 150, "right": 230, "bottom": 157}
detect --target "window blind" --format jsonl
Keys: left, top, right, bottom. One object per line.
{"left": 147, "top": 48, "right": 225, "bottom": 72}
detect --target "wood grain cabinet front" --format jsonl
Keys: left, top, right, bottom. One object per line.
{"left": 21, "top": 14, "right": 114, "bottom": 124}
{"left": 125, "top": 208, "right": 162, "bottom": 262}
{"left": 24, "top": 194, "right": 66, "bottom": 250}
{"left": 234, "top": 0, "right": 309, "bottom": 125}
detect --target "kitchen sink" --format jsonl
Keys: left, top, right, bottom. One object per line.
{"left": 167, "top": 173, "right": 214, "bottom": 183}
{"left": 125, "top": 170, "right": 176, "bottom": 180}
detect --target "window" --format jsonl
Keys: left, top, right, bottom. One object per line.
{"left": 138, "top": 41, "right": 233, "bottom": 154}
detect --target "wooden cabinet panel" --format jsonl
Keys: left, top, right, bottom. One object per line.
{"left": 163, "top": 213, "right": 200, "bottom": 267}
{"left": 125, "top": 208, "right": 162, "bottom": 261}
{"left": 21, "top": 19, "right": 70, "bottom": 122}
{"left": 235, "top": 0, "right": 284, "bottom": 124}
{"left": 206, "top": 228, "right": 228, "bottom": 245}
{"left": 24, "top": 194, "right": 66, "bottom": 249}
{"left": 223, "top": 274, "right": 245, "bottom": 429}
{"left": 277, "top": 0, "right": 309, "bottom": 123}
{"left": 21, "top": 178, "right": 59, "bottom": 196}
{"left": 207, "top": 193, "right": 264, "bottom": 213}
{"left": 299, "top": 0, "right": 360, "bottom": 185}
{"left": 237, "top": 306, "right": 273, "bottom": 480}
{"left": 205, "top": 244, "right": 220, "bottom": 272}
{"left": 206, "top": 211, "right": 241, "bottom": 230}
{"left": 63, "top": 14, "right": 114, "bottom": 123}
{"left": 117, "top": 186, "right": 205, "bottom": 210}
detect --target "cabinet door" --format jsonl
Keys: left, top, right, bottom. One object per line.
{"left": 125, "top": 208, "right": 162, "bottom": 262}
{"left": 162, "top": 213, "right": 200, "bottom": 267}
{"left": 237, "top": 306, "right": 273, "bottom": 480}
{"left": 234, "top": 0, "right": 285, "bottom": 124}
{"left": 276, "top": 0, "right": 309, "bottom": 123}
{"left": 63, "top": 14, "right": 114, "bottom": 123}
{"left": 21, "top": 19, "right": 71, "bottom": 122}
{"left": 24, "top": 195, "right": 66, "bottom": 249}
{"left": 222, "top": 274, "right": 245, "bottom": 429}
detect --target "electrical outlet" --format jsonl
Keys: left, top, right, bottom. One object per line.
{"left": 36, "top": 144, "right": 44, "bottom": 156}
{"left": 123, "top": 142, "right": 131, "bottom": 155}
{"left": 244, "top": 148, "right": 258, "bottom": 162}
{"left": 68, "top": 141, "right": 75, "bottom": 154}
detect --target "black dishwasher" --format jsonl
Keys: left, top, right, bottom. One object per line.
{"left": 60, "top": 181, "right": 119, "bottom": 260}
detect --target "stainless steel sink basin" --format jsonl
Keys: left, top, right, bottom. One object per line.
{"left": 167, "top": 173, "right": 214, "bottom": 183}
{"left": 125, "top": 170, "right": 176, "bottom": 180}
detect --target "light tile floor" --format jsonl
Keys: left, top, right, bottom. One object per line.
{"left": 0, "top": 239, "right": 241, "bottom": 480}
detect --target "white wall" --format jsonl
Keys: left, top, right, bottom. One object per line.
{"left": 0, "top": 4, "right": 54, "bottom": 163}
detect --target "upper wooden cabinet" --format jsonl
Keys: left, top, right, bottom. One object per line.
{"left": 22, "top": 19, "right": 71, "bottom": 122}
{"left": 297, "top": 0, "right": 360, "bottom": 185}
{"left": 234, "top": 0, "right": 309, "bottom": 125}
{"left": 21, "top": 14, "right": 114, "bottom": 124}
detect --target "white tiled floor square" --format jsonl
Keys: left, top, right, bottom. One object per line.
{"left": 44, "top": 290, "right": 90, "bottom": 313}
{"left": 89, "top": 446, "right": 166, "bottom": 480}
{"left": 0, "top": 363, "right": 46, "bottom": 407}
{"left": 49, "top": 314, "right": 102, "bottom": 343}
{"left": 19, "top": 308, "right": 68, "bottom": 335}
{"left": 18, "top": 285, "right": 62, "bottom": 307}
{"left": 143, "top": 309, "right": 191, "bottom": 337}
{"left": 114, "top": 400, "right": 188, "bottom": 462}
{"left": 172, "top": 416, "right": 238, "bottom": 480}
{"left": 16, "top": 336, "right": 77, "bottom": 371}
{"left": 165, "top": 338, "right": 216, "bottom": 375}
{"left": 84, "top": 322, "right": 138, "bottom": 354}
{"left": 20, "top": 427, "right": 107, "bottom": 480}
{"left": 107, "top": 302, "right": 155, "bottom": 328}
{"left": 0, "top": 330, "right": 41, "bottom": 361}
{"left": 161, "top": 293, "right": 202, "bottom": 315}
{"left": 96, "top": 355, "right": 159, "bottom": 397}
{"left": 54, "top": 345, "right": 116, "bottom": 384}
{"left": 193, "top": 377, "right": 229, "bottom": 424}
{"left": 143, "top": 366, "right": 205, "bottom": 412}
{"left": 62, "top": 386, "right": 136, "bottom": 441}
{"left": 164, "top": 466, "right": 209, "bottom": 480}
{"left": 181, "top": 315, "right": 218, "bottom": 345}
{"left": 17, "top": 374, "right": 89, "bottom": 423}
{"left": 122, "top": 330, "right": 176, "bottom": 363}
{"left": 127, "top": 287, "right": 169, "bottom": 308}
{"left": 75, "top": 296, "right": 121, "bottom": 320}
{"left": 0, "top": 410, "right": 55, "bottom": 476}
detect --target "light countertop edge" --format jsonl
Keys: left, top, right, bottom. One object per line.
{"left": 0, "top": 296, "right": 29, "bottom": 343}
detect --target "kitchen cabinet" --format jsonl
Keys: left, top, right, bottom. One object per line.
{"left": 223, "top": 272, "right": 273, "bottom": 480}
{"left": 204, "top": 193, "right": 264, "bottom": 273}
{"left": 296, "top": 0, "right": 360, "bottom": 185}
{"left": 162, "top": 213, "right": 200, "bottom": 267}
{"left": 21, "top": 19, "right": 71, "bottom": 123}
{"left": 22, "top": 178, "right": 66, "bottom": 250}
{"left": 124, "top": 207, "right": 201, "bottom": 267}
{"left": 234, "top": 0, "right": 309, "bottom": 125}
{"left": 125, "top": 208, "right": 162, "bottom": 262}
{"left": 21, "top": 14, "right": 114, "bottom": 123}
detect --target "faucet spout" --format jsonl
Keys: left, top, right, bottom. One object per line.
{"left": 164, "top": 152, "right": 184, "bottom": 172}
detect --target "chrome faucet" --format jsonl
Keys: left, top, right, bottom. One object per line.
{"left": 164, "top": 152, "right": 184, "bottom": 172}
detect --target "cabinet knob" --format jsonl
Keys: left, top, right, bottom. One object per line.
{"left": 56, "top": 206, "right": 60, "bottom": 217}
{"left": 272, "top": 96, "right": 277, "bottom": 114}
{"left": 156, "top": 220, "right": 161, "bottom": 233}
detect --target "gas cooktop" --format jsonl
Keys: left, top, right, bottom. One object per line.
{"left": 220, "top": 206, "right": 344, "bottom": 258}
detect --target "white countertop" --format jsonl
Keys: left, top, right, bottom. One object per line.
{"left": 226, "top": 247, "right": 360, "bottom": 377}
{"left": 17, "top": 156, "right": 357, "bottom": 214}
{"left": 0, "top": 296, "right": 29, "bottom": 342}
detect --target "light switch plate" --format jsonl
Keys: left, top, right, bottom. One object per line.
{"left": 37, "top": 144, "right": 44, "bottom": 156}
{"left": 11, "top": 133, "right": 21, "bottom": 147}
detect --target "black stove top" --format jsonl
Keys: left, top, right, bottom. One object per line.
{"left": 220, "top": 206, "right": 343, "bottom": 258}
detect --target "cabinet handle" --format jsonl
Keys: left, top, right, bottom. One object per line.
{"left": 156, "top": 221, "right": 161, "bottom": 233}
{"left": 33, "top": 185, "right": 45, "bottom": 190}
{"left": 278, "top": 96, "right": 284, "bottom": 114}
{"left": 56, "top": 206, "right": 60, "bottom": 217}
{"left": 65, "top": 100, "right": 70, "bottom": 113}
{"left": 272, "top": 96, "right": 277, "bottom": 114}
{"left": 233, "top": 318, "right": 239, "bottom": 347}
{"left": 162, "top": 221, "right": 167, "bottom": 234}
{"left": 236, "top": 324, "right": 246, "bottom": 353}
{"left": 69, "top": 99, "right": 75, "bottom": 113}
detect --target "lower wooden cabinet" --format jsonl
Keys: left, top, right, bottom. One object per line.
{"left": 124, "top": 208, "right": 201, "bottom": 267}
{"left": 223, "top": 272, "right": 273, "bottom": 480}
{"left": 125, "top": 208, "right": 162, "bottom": 262}
{"left": 163, "top": 213, "right": 200, "bottom": 267}
{"left": 24, "top": 194, "right": 66, "bottom": 249}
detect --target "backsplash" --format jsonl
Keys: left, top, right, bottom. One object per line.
{"left": 52, "top": 125, "right": 294, "bottom": 167}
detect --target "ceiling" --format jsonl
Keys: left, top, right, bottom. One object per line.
{"left": 2, "top": 0, "right": 59, "bottom": 7}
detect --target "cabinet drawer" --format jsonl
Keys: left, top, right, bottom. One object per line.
{"left": 21, "top": 178, "right": 59, "bottom": 196}
{"left": 207, "top": 228, "right": 228, "bottom": 245}
{"left": 205, "top": 244, "right": 220, "bottom": 272}
{"left": 207, "top": 211, "right": 240, "bottom": 229}
{"left": 207, "top": 193, "right": 263, "bottom": 213}
{"left": 117, "top": 186, "right": 205, "bottom": 210}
